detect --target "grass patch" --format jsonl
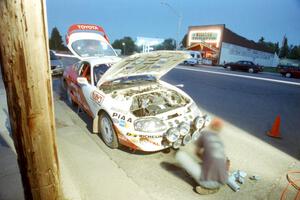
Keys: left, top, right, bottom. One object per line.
{"left": 263, "top": 67, "right": 278, "bottom": 73}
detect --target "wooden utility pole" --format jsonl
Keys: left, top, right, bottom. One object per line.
{"left": 0, "top": 1, "right": 62, "bottom": 199}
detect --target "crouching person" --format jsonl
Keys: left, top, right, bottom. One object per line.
{"left": 175, "top": 118, "right": 229, "bottom": 195}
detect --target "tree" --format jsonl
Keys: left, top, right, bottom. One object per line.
{"left": 112, "top": 36, "right": 136, "bottom": 55}
{"left": 279, "top": 35, "right": 289, "bottom": 58}
{"left": 49, "top": 27, "right": 67, "bottom": 51}
{"left": 156, "top": 38, "right": 176, "bottom": 50}
{"left": 288, "top": 45, "right": 300, "bottom": 59}
{"left": 181, "top": 34, "right": 188, "bottom": 48}
{"left": 258, "top": 36, "right": 265, "bottom": 44}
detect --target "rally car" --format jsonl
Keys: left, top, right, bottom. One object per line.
{"left": 62, "top": 24, "right": 210, "bottom": 152}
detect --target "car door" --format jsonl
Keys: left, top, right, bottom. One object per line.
{"left": 77, "top": 64, "right": 108, "bottom": 118}
{"left": 241, "top": 61, "right": 249, "bottom": 71}
{"left": 69, "top": 61, "right": 95, "bottom": 117}
{"left": 235, "top": 61, "right": 243, "bottom": 70}
{"left": 293, "top": 67, "right": 300, "bottom": 77}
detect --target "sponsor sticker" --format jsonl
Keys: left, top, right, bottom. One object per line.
{"left": 112, "top": 112, "right": 132, "bottom": 123}
{"left": 126, "top": 133, "right": 162, "bottom": 139}
{"left": 91, "top": 91, "right": 104, "bottom": 105}
{"left": 139, "top": 137, "right": 160, "bottom": 146}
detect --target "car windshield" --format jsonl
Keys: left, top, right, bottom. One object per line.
{"left": 93, "top": 64, "right": 110, "bottom": 85}
{"left": 71, "top": 39, "right": 117, "bottom": 57}
{"left": 100, "top": 75, "right": 157, "bottom": 92}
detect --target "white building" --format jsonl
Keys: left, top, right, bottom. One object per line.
{"left": 186, "top": 24, "right": 279, "bottom": 66}
{"left": 135, "top": 37, "right": 164, "bottom": 53}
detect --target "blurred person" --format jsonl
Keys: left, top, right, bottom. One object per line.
{"left": 175, "top": 118, "right": 229, "bottom": 195}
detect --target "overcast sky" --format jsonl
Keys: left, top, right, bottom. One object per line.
{"left": 46, "top": 0, "right": 300, "bottom": 45}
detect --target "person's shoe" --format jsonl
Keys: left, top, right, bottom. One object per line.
{"left": 195, "top": 186, "right": 220, "bottom": 195}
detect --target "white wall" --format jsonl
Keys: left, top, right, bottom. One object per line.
{"left": 219, "top": 42, "right": 279, "bottom": 67}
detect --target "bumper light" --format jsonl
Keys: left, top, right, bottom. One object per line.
{"left": 194, "top": 116, "right": 205, "bottom": 129}
{"left": 192, "top": 131, "right": 201, "bottom": 141}
{"left": 165, "top": 128, "right": 180, "bottom": 142}
{"left": 183, "top": 134, "right": 192, "bottom": 145}
{"left": 204, "top": 115, "right": 211, "bottom": 127}
{"left": 179, "top": 122, "right": 190, "bottom": 136}
{"left": 173, "top": 139, "right": 182, "bottom": 149}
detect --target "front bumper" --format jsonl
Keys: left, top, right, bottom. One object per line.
{"left": 120, "top": 114, "right": 210, "bottom": 152}
{"left": 162, "top": 114, "right": 210, "bottom": 149}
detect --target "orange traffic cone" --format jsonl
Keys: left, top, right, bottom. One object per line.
{"left": 267, "top": 115, "right": 281, "bottom": 138}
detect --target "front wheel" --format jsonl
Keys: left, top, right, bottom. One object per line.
{"left": 248, "top": 68, "right": 254, "bottom": 73}
{"left": 99, "top": 113, "right": 119, "bottom": 149}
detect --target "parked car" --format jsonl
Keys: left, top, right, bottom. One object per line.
{"left": 50, "top": 50, "right": 64, "bottom": 75}
{"left": 183, "top": 51, "right": 202, "bottom": 66}
{"left": 223, "top": 60, "right": 263, "bottom": 73}
{"left": 63, "top": 51, "right": 210, "bottom": 152}
{"left": 62, "top": 24, "right": 210, "bottom": 152}
{"left": 277, "top": 65, "right": 300, "bottom": 78}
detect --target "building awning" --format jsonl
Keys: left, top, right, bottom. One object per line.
{"left": 187, "top": 42, "right": 218, "bottom": 53}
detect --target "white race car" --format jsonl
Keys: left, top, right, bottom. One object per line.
{"left": 62, "top": 24, "right": 210, "bottom": 152}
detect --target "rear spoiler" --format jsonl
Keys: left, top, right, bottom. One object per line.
{"left": 66, "top": 24, "right": 110, "bottom": 44}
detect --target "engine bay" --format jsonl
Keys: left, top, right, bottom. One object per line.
{"left": 130, "top": 88, "right": 190, "bottom": 117}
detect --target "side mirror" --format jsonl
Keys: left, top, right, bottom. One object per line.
{"left": 77, "top": 77, "right": 88, "bottom": 85}
{"left": 175, "top": 84, "right": 184, "bottom": 88}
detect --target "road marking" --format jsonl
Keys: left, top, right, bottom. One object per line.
{"left": 176, "top": 66, "right": 300, "bottom": 86}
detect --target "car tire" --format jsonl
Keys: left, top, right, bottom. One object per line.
{"left": 285, "top": 73, "right": 291, "bottom": 78}
{"left": 248, "top": 68, "right": 254, "bottom": 73}
{"left": 99, "top": 112, "right": 119, "bottom": 149}
{"left": 66, "top": 86, "right": 76, "bottom": 106}
{"left": 61, "top": 78, "right": 67, "bottom": 92}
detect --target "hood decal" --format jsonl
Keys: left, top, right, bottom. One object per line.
{"left": 97, "top": 51, "right": 191, "bottom": 86}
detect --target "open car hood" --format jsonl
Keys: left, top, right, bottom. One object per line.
{"left": 66, "top": 24, "right": 118, "bottom": 60}
{"left": 97, "top": 51, "right": 191, "bottom": 87}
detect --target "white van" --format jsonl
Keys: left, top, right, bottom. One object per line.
{"left": 183, "top": 51, "right": 202, "bottom": 66}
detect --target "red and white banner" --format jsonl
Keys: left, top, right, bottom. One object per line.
{"left": 66, "top": 24, "right": 110, "bottom": 44}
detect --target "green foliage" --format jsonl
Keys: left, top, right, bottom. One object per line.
{"left": 257, "top": 36, "right": 279, "bottom": 55}
{"left": 258, "top": 36, "right": 265, "bottom": 44}
{"left": 181, "top": 34, "right": 188, "bottom": 48}
{"left": 112, "top": 37, "right": 136, "bottom": 55}
{"left": 288, "top": 45, "right": 300, "bottom": 59}
{"left": 49, "top": 27, "right": 67, "bottom": 51}
{"left": 258, "top": 35, "right": 300, "bottom": 59}
{"left": 156, "top": 38, "right": 176, "bottom": 50}
{"left": 279, "top": 35, "right": 289, "bottom": 58}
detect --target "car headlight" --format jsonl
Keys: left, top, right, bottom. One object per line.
{"left": 194, "top": 116, "right": 205, "bottom": 129}
{"left": 134, "top": 117, "right": 166, "bottom": 133}
{"left": 179, "top": 122, "right": 190, "bottom": 136}
{"left": 56, "top": 64, "right": 63, "bottom": 68}
{"left": 165, "top": 127, "right": 180, "bottom": 142}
